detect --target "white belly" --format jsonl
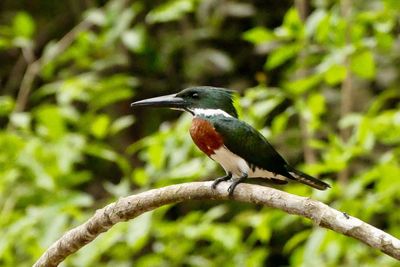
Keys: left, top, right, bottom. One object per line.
{"left": 210, "top": 146, "right": 287, "bottom": 180}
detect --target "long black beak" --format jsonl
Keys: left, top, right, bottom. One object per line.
{"left": 130, "top": 93, "right": 186, "bottom": 109}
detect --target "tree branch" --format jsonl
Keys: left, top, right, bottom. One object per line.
{"left": 33, "top": 182, "right": 400, "bottom": 266}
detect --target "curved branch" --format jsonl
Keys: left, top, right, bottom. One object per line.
{"left": 33, "top": 182, "right": 400, "bottom": 266}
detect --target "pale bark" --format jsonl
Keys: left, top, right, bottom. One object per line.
{"left": 34, "top": 182, "right": 400, "bottom": 266}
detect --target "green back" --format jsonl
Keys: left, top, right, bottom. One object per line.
{"left": 207, "top": 115, "right": 290, "bottom": 176}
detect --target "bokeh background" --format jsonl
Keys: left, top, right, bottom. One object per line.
{"left": 1, "top": 0, "right": 400, "bottom": 266}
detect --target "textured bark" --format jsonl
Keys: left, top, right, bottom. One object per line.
{"left": 33, "top": 182, "right": 400, "bottom": 266}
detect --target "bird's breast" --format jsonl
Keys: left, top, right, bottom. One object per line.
{"left": 189, "top": 117, "right": 224, "bottom": 156}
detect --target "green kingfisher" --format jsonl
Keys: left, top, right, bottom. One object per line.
{"left": 131, "top": 86, "right": 330, "bottom": 195}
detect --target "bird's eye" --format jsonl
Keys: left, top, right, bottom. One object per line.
{"left": 191, "top": 92, "right": 199, "bottom": 99}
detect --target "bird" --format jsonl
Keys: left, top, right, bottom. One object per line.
{"left": 131, "top": 86, "right": 330, "bottom": 195}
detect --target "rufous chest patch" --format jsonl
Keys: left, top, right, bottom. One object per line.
{"left": 190, "top": 117, "right": 224, "bottom": 156}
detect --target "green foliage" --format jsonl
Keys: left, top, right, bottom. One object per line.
{"left": 0, "top": 0, "right": 400, "bottom": 266}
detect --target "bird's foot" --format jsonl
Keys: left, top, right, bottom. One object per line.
{"left": 212, "top": 173, "right": 232, "bottom": 189}
{"left": 227, "top": 174, "right": 248, "bottom": 196}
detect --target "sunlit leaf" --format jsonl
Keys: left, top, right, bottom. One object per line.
{"left": 265, "top": 43, "right": 300, "bottom": 70}
{"left": 110, "top": 115, "right": 135, "bottom": 135}
{"left": 284, "top": 74, "right": 322, "bottom": 95}
{"left": 282, "top": 8, "right": 304, "bottom": 38}
{"left": 350, "top": 50, "right": 376, "bottom": 79}
{"left": 12, "top": 12, "right": 35, "bottom": 38}
{"left": 146, "top": 0, "right": 195, "bottom": 23}
{"left": 242, "top": 27, "right": 275, "bottom": 45}
{"left": 122, "top": 25, "right": 146, "bottom": 53}
{"left": 35, "top": 105, "right": 66, "bottom": 139}
{"left": 324, "top": 64, "right": 347, "bottom": 85}
{"left": 10, "top": 112, "right": 31, "bottom": 130}
{"left": 91, "top": 114, "right": 110, "bottom": 139}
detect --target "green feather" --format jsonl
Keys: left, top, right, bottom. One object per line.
{"left": 207, "top": 115, "right": 290, "bottom": 176}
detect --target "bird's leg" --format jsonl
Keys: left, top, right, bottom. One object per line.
{"left": 212, "top": 172, "right": 232, "bottom": 189}
{"left": 228, "top": 173, "right": 248, "bottom": 196}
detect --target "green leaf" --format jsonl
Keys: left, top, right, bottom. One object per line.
{"left": 12, "top": 12, "right": 35, "bottom": 38}
{"left": 90, "top": 115, "right": 110, "bottom": 139}
{"left": 284, "top": 74, "right": 322, "bottom": 95}
{"left": 84, "top": 143, "right": 131, "bottom": 175}
{"left": 272, "top": 111, "right": 290, "bottom": 135}
{"left": 305, "top": 9, "right": 327, "bottom": 38}
{"left": 146, "top": 0, "right": 195, "bottom": 23}
{"left": 324, "top": 64, "right": 347, "bottom": 85}
{"left": 9, "top": 112, "right": 31, "bottom": 130}
{"left": 350, "top": 50, "right": 376, "bottom": 79}
{"left": 126, "top": 212, "right": 152, "bottom": 252}
{"left": 122, "top": 25, "right": 146, "bottom": 53}
{"left": 242, "top": 27, "right": 275, "bottom": 45}
{"left": 131, "top": 168, "right": 149, "bottom": 186}
{"left": 265, "top": 43, "right": 299, "bottom": 70}
{"left": 282, "top": 8, "right": 304, "bottom": 39}
{"left": 0, "top": 37, "right": 12, "bottom": 49}
{"left": 110, "top": 115, "right": 135, "bottom": 135}
{"left": 0, "top": 96, "right": 15, "bottom": 116}
{"left": 284, "top": 230, "right": 311, "bottom": 253}
{"left": 35, "top": 105, "right": 66, "bottom": 139}
{"left": 308, "top": 93, "right": 326, "bottom": 116}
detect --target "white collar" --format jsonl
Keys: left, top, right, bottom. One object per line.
{"left": 191, "top": 108, "right": 232, "bottom": 118}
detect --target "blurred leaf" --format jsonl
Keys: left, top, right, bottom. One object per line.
{"left": 209, "top": 224, "right": 242, "bottom": 250}
{"left": 1, "top": 1, "right": 400, "bottom": 266}
{"left": 350, "top": 50, "right": 376, "bottom": 79}
{"left": 0, "top": 96, "right": 15, "bottom": 116}
{"left": 131, "top": 168, "right": 149, "bottom": 186}
{"left": 122, "top": 25, "right": 146, "bottom": 53}
{"left": 12, "top": 12, "right": 35, "bottom": 38}
{"left": 284, "top": 74, "right": 322, "bottom": 95}
{"left": 308, "top": 93, "right": 326, "bottom": 117}
{"left": 126, "top": 212, "right": 152, "bottom": 252}
{"left": 324, "top": 64, "right": 347, "bottom": 85}
{"left": 281, "top": 8, "right": 304, "bottom": 39}
{"left": 242, "top": 27, "right": 275, "bottom": 45}
{"left": 84, "top": 9, "right": 107, "bottom": 26}
{"left": 146, "top": 0, "right": 195, "bottom": 23}
{"left": 91, "top": 114, "right": 110, "bottom": 139}
{"left": 10, "top": 112, "right": 31, "bottom": 130}
{"left": 265, "top": 43, "right": 299, "bottom": 70}
{"left": 35, "top": 105, "right": 66, "bottom": 139}
{"left": 284, "top": 230, "right": 311, "bottom": 253}
{"left": 306, "top": 9, "right": 327, "bottom": 38}
{"left": 185, "top": 48, "right": 234, "bottom": 79}
{"left": 84, "top": 143, "right": 131, "bottom": 175}
{"left": 110, "top": 115, "right": 135, "bottom": 135}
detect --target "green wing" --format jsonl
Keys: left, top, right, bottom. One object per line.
{"left": 209, "top": 116, "right": 290, "bottom": 176}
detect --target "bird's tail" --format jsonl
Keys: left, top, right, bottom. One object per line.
{"left": 285, "top": 165, "right": 330, "bottom": 190}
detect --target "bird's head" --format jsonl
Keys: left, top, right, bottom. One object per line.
{"left": 131, "top": 86, "right": 238, "bottom": 118}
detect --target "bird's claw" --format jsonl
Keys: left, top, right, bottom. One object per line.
{"left": 212, "top": 173, "right": 247, "bottom": 196}
{"left": 227, "top": 183, "right": 236, "bottom": 196}
{"left": 212, "top": 173, "right": 232, "bottom": 189}
{"left": 227, "top": 174, "right": 248, "bottom": 196}
{"left": 211, "top": 180, "right": 220, "bottom": 189}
